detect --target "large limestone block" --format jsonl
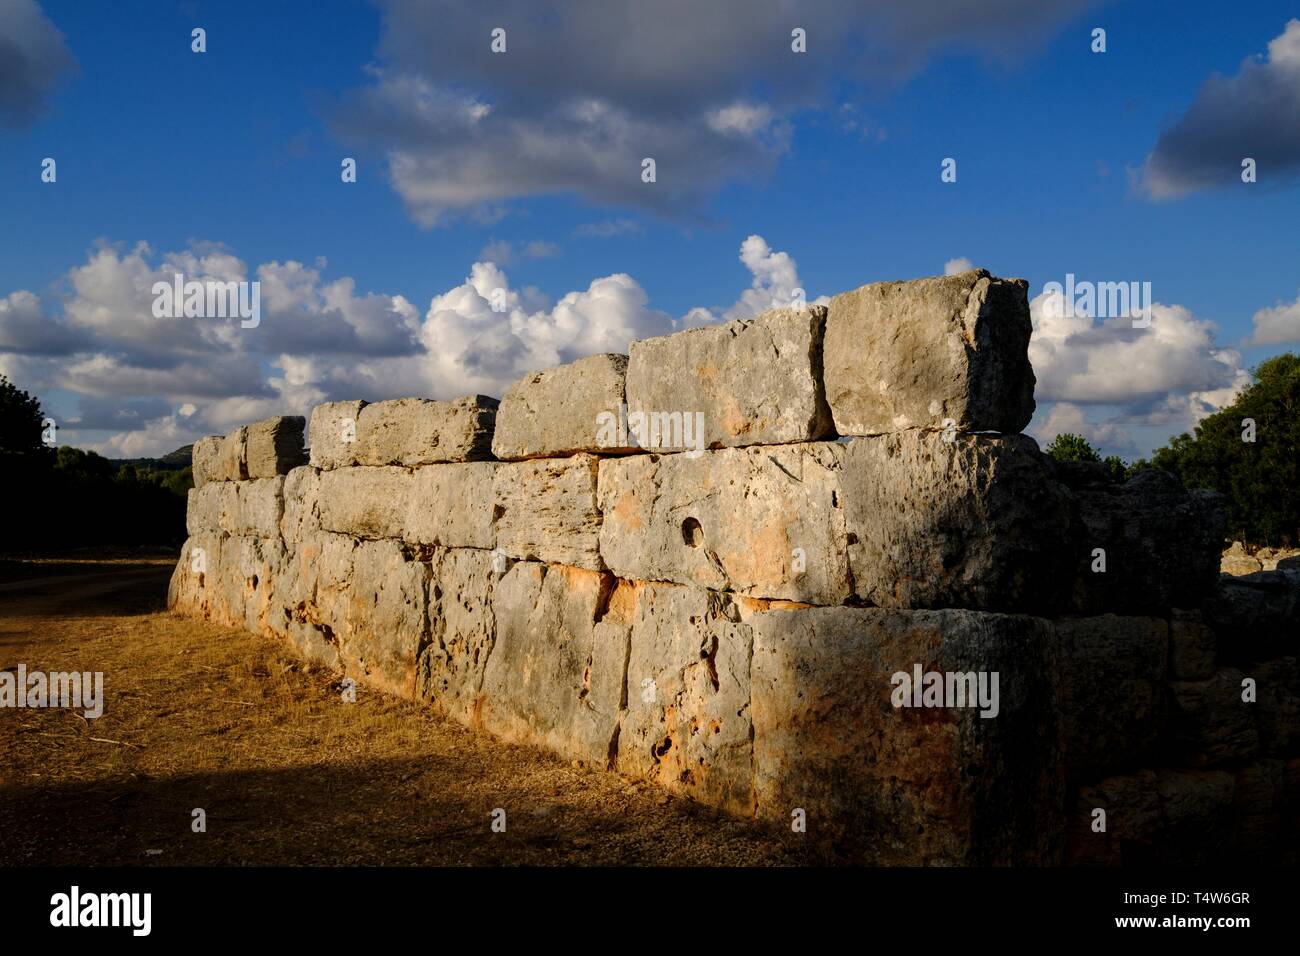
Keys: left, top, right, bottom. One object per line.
{"left": 355, "top": 395, "right": 497, "bottom": 466}
{"left": 750, "top": 606, "right": 1062, "bottom": 865}
{"left": 617, "top": 583, "right": 755, "bottom": 814}
{"left": 280, "top": 465, "right": 321, "bottom": 546}
{"left": 213, "top": 426, "right": 248, "bottom": 481}
{"left": 597, "top": 443, "right": 849, "bottom": 605}
{"left": 337, "top": 539, "right": 429, "bottom": 698}
{"left": 190, "top": 436, "right": 224, "bottom": 488}
{"left": 1153, "top": 769, "right": 1236, "bottom": 865}
{"left": 1065, "top": 770, "right": 1162, "bottom": 866}
{"left": 232, "top": 477, "right": 285, "bottom": 538}
{"left": 823, "top": 269, "right": 1035, "bottom": 436}
{"left": 625, "top": 306, "right": 833, "bottom": 450}
{"left": 308, "top": 400, "right": 366, "bottom": 470}
{"left": 841, "top": 432, "right": 1072, "bottom": 612}
{"left": 417, "top": 548, "right": 502, "bottom": 725}
{"left": 317, "top": 467, "right": 412, "bottom": 540}
{"left": 479, "top": 563, "right": 626, "bottom": 766}
{"left": 185, "top": 480, "right": 283, "bottom": 539}
{"left": 168, "top": 534, "right": 224, "bottom": 618}
{"left": 186, "top": 482, "right": 233, "bottom": 535}
{"left": 220, "top": 534, "right": 288, "bottom": 637}
{"left": 406, "top": 462, "right": 498, "bottom": 549}
{"left": 1060, "top": 466, "right": 1226, "bottom": 615}
{"left": 494, "top": 455, "right": 603, "bottom": 570}
{"left": 1169, "top": 668, "right": 1259, "bottom": 766}
{"left": 244, "top": 415, "right": 307, "bottom": 477}
{"left": 1050, "top": 615, "right": 1168, "bottom": 778}
{"left": 278, "top": 532, "right": 356, "bottom": 669}
{"left": 1203, "top": 569, "right": 1299, "bottom": 663}
{"left": 492, "top": 354, "right": 633, "bottom": 459}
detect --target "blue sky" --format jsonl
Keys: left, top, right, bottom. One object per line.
{"left": 2, "top": 0, "right": 1298, "bottom": 457}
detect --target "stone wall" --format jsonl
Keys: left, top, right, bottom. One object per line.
{"left": 169, "top": 268, "right": 1299, "bottom": 865}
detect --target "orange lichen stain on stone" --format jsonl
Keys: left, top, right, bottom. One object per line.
{"left": 719, "top": 396, "right": 750, "bottom": 437}
{"left": 736, "top": 595, "right": 813, "bottom": 614}
{"left": 603, "top": 578, "right": 641, "bottom": 625}
{"left": 611, "top": 491, "right": 643, "bottom": 533}
{"left": 729, "top": 520, "right": 791, "bottom": 587}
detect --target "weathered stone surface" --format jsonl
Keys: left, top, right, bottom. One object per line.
{"left": 625, "top": 307, "right": 833, "bottom": 450}
{"left": 1169, "top": 609, "right": 1217, "bottom": 680}
{"left": 336, "top": 539, "right": 429, "bottom": 697}
{"left": 494, "top": 455, "right": 603, "bottom": 570}
{"left": 417, "top": 548, "right": 502, "bottom": 725}
{"left": 234, "top": 478, "right": 285, "bottom": 539}
{"left": 493, "top": 354, "right": 633, "bottom": 459}
{"left": 823, "top": 269, "right": 1035, "bottom": 436}
{"left": 1254, "top": 656, "right": 1299, "bottom": 755}
{"left": 1154, "top": 769, "right": 1236, "bottom": 864}
{"left": 190, "top": 436, "right": 224, "bottom": 488}
{"left": 406, "top": 463, "right": 497, "bottom": 549}
{"left": 842, "top": 432, "right": 1072, "bottom": 613}
{"left": 1065, "top": 770, "right": 1161, "bottom": 866}
{"left": 355, "top": 395, "right": 497, "bottom": 466}
{"left": 618, "top": 583, "right": 755, "bottom": 814}
{"left": 1203, "top": 569, "right": 1300, "bottom": 663}
{"left": 223, "top": 534, "right": 288, "bottom": 636}
{"left": 278, "top": 532, "right": 356, "bottom": 669}
{"left": 597, "top": 443, "right": 849, "bottom": 604}
{"left": 308, "top": 400, "right": 366, "bottom": 470}
{"left": 280, "top": 466, "right": 321, "bottom": 544}
{"left": 215, "top": 426, "right": 248, "bottom": 481}
{"left": 168, "top": 533, "right": 225, "bottom": 620}
{"left": 1233, "top": 760, "right": 1287, "bottom": 862}
{"left": 186, "top": 478, "right": 283, "bottom": 538}
{"left": 1059, "top": 466, "right": 1225, "bottom": 615}
{"left": 1050, "top": 615, "right": 1168, "bottom": 778}
{"left": 244, "top": 415, "right": 307, "bottom": 477}
{"left": 1169, "top": 668, "right": 1259, "bottom": 766}
{"left": 480, "top": 563, "right": 625, "bottom": 766}
{"left": 750, "top": 606, "right": 1062, "bottom": 865}
{"left": 1221, "top": 541, "right": 1264, "bottom": 576}
{"left": 317, "top": 467, "right": 412, "bottom": 540}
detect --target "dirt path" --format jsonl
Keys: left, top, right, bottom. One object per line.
{"left": 0, "top": 558, "right": 811, "bottom": 866}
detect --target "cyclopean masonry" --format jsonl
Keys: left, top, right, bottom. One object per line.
{"left": 170, "top": 268, "right": 1299, "bottom": 865}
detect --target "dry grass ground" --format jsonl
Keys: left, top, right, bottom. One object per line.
{"left": 0, "top": 557, "right": 811, "bottom": 866}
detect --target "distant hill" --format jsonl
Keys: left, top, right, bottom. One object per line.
{"left": 110, "top": 444, "right": 193, "bottom": 472}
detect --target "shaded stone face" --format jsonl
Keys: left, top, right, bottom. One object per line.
{"left": 840, "top": 431, "right": 1073, "bottom": 613}
{"left": 493, "top": 353, "right": 633, "bottom": 460}
{"left": 354, "top": 395, "right": 497, "bottom": 466}
{"left": 749, "top": 606, "right": 1063, "bottom": 865}
{"left": 625, "top": 306, "right": 833, "bottom": 451}
{"left": 1049, "top": 615, "right": 1169, "bottom": 779}
{"left": 1060, "top": 466, "right": 1227, "bottom": 615}
{"left": 823, "top": 269, "right": 1035, "bottom": 436}
{"left": 245, "top": 416, "right": 306, "bottom": 478}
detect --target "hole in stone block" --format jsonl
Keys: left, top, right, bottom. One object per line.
{"left": 681, "top": 517, "right": 704, "bottom": 548}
